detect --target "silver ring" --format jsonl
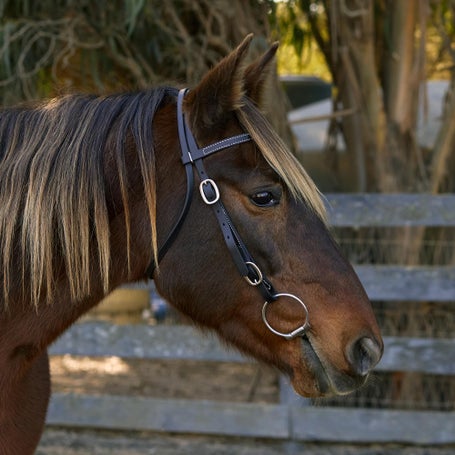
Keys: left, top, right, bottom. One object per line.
{"left": 262, "top": 293, "right": 310, "bottom": 340}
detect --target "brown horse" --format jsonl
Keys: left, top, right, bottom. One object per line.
{"left": 0, "top": 35, "right": 382, "bottom": 453}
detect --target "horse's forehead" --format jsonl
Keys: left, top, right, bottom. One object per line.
{"left": 208, "top": 141, "right": 278, "bottom": 183}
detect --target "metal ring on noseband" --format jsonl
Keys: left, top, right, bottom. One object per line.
{"left": 262, "top": 293, "right": 310, "bottom": 340}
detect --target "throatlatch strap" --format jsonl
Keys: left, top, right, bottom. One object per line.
{"left": 146, "top": 162, "right": 193, "bottom": 278}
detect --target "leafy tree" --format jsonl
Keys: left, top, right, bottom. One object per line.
{"left": 0, "top": 0, "right": 294, "bottom": 142}
{"left": 0, "top": 1, "right": 268, "bottom": 96}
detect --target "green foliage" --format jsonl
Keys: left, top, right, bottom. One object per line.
{"left": 269, "top": 0, "right": 330, "bottom": 77}
{"left": 274, "top": 0, "right": 455, "bottom": 80}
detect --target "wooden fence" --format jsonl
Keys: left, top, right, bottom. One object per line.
{"left": 46, "top": 194, "right": 455, "bottom": 445}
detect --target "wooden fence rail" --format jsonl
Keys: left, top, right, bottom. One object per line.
{"left": 46, "top": 194, "right": 455, "bottom": 444}
{"left": 326, "top": 193, "right": 455, "bottom": 227}
{"left": 48, "top": 323, "right": 455, "bottom": 376}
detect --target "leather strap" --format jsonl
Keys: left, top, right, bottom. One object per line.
{"left": 145, "top": 162, "right": 193, "bottom": 278}
{"left": 181, "top": 133, "right": 252, "bottom": 164}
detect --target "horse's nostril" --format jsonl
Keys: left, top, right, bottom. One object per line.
{"left": 347, "top": 336, "right": 383, "bottom": 376}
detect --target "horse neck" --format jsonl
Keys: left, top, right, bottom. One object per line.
{"left": 102, "top": 149, "right": 154, "bottom": 289}
{"left": 101, "top": 105, "right": 182, "bottom": 288}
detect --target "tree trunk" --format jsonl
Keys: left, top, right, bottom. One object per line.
{"left": 325, "top": 0, "right": 431, "bottom": 264}
{"left": 430, "top": 75, "right": 455, "bottom": 193}
{"left": 380, "top": 0, "right": 427, "bottom": 193}
{"left": 331, "top": 0, "right": 385, "bottom": 191}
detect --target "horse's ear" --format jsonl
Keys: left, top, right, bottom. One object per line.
{"left": 185, "top": 34, "right": 253, "bottom": 134}
{"left": 243, "top": 41, "right": 279, "bottom": 107}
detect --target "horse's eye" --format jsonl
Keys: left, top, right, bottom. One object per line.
{"left": 250, "top": 190, "right": 280, "bottom": 207}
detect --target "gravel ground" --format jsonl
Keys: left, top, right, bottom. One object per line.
{"left": 39, "top": 353, "right": 454, "bottom": 455}
{"left": 37, "top": 429, "right": 455, "bottom": 455}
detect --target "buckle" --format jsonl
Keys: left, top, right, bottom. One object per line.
{"left": 244, "top": 261, "right": 263, "bottom": 286}
{"left": 199, "top": 179, "right": 220, "bottom": 205}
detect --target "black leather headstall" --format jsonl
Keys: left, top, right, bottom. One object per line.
{"left": 148, "top": 88, "right": 276, "bottom": 301}
{"left": 147, "top": 88, "right": 311, "bottom": 340}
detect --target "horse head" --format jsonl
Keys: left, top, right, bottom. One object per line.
{"left": 153, "top": 35, "right": 383, "bottom": 397}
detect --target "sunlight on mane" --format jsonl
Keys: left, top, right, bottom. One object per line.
{"left": 238, "top": 99, "right": 327, "bottom": 223}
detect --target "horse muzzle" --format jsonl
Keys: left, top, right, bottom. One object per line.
{"left": 298, "top": 332, "right": 383, "bottom": 397}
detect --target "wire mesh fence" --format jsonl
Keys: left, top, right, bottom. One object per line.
{"left": 316, "top": 227, "right": 455, "bottom": 412}
{"left": 333, "top": 227, "right": 455, "bottom": 266}
{"left": 316, "top": 371, "right": 455, "bottom": 411}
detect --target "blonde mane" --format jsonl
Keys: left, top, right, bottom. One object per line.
{"left": 0, "top": 88, "right": 176, "bottom": 308}
{"left": 238, "top": 99, "right": 327, "bottom": 222}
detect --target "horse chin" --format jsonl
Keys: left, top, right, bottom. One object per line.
{"left": 292, "top": 334, "right": 369, "bottom": 398}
